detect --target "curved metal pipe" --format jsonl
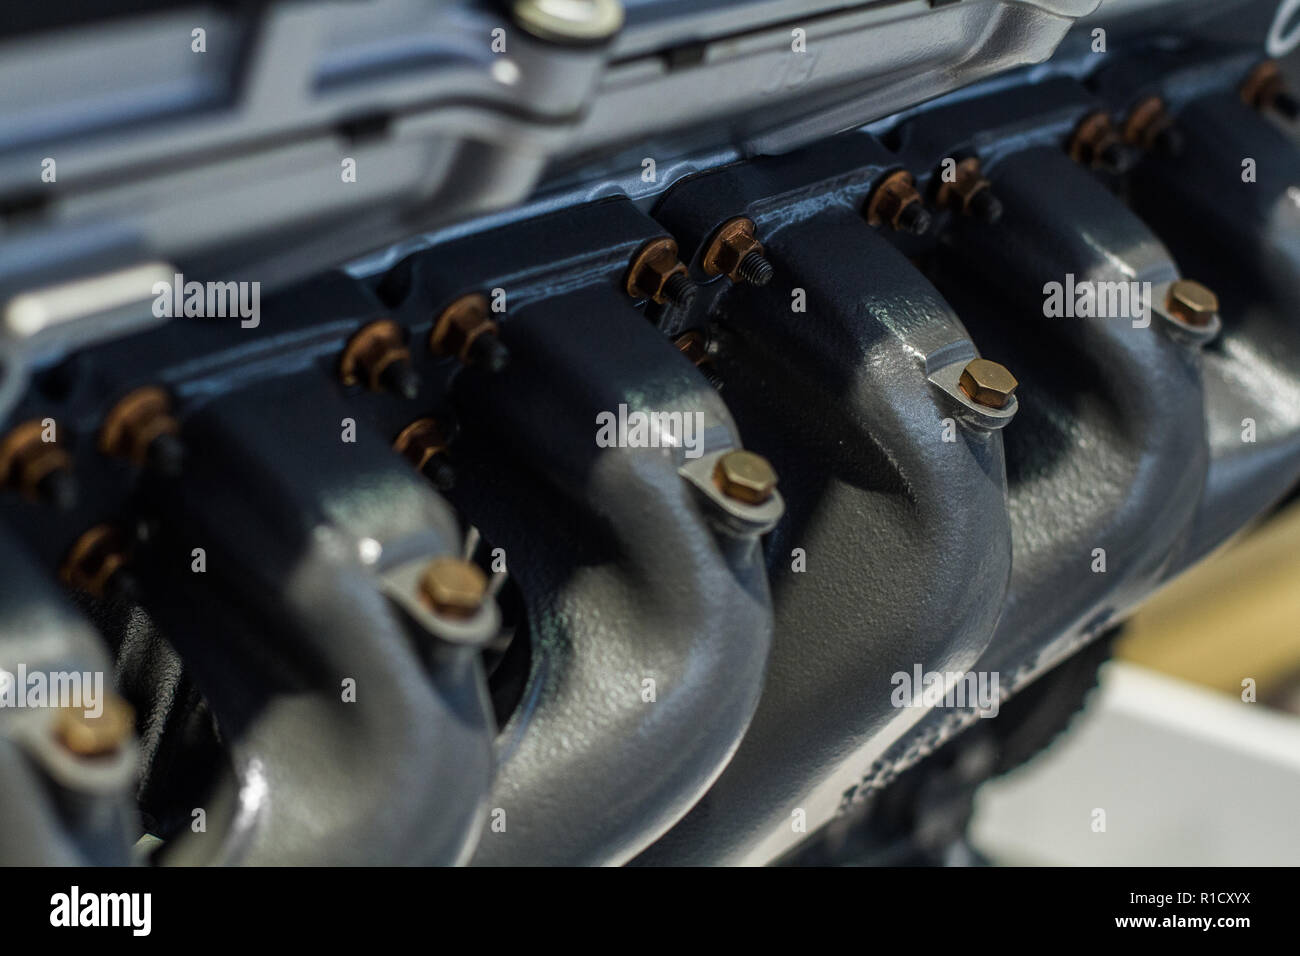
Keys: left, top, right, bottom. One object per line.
{"left": 140, "top": 380, "right": 494, "bottom": 865}
{"left": 937, "top": 146, "right": 1210, "bottom": 684}
{"left": 448, "top": 285, "right": 776, "bottom": 866}
{"left": 638, "top": 206, "right": 1013, "bottom": 865}
{"left": 1128, "top": 93, "right": 1300, "bottom": 566}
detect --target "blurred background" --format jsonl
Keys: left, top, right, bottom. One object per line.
{"left": 971, "top": 494, "right": 1300, "bottom": 865}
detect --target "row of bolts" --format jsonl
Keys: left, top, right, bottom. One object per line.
{"left": 4, "top": 62, "right": 1287, "bottom": 757}
{"left": 13, "top": 55, "right": 1283, "bottom": 517}
{"left": 628, "top": 66, "right": 1290, "bottom": 411}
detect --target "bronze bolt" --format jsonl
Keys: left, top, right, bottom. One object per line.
{"left": 340, "top": 318, "right": 422, "bottom": 397}
{"left": 53, "top": 693, "right": 134, "bottom": 758}
{"left": 713, "top": 450, "right": 777, "bottom": 505}
{"left": 420, "top": 557, "right": 488, "bottom": 619}
{"left": 1123, "top": 96, "right": 1182, "bottom": 155}
{"left": 625, "top": 237, "right": 697, "bottom": 308}
{"left": 674, "top": 331, "right": 724, "bottom": 390}
{"left": 866, "top": 170, "right": 931, "bottom": 235}
{"left": 99, "top": 386, "right": 182, "bottom": 474}
{"left": 430, "top": 294, "right": 509, "bottom": 371}
{"left": 0, "top": 419, "right": 75, "bottom": 508}
{"left": 1068, "top": 110, "right": 1133, "bottom": 174}
{"left": 1166, "top": 279, "right": 1219, "bottom": 327}
{"left": 959, "top": 358, "right": 1018, "bottom": 409}
{"left": 393, "top": 417, "right": 456, "bottom": 490}
{"left": 702, "top": 218, "right": 774, "bottom": 286}
{"left": 1241, "top": 60, "right": 1300, "bottom": 118}
{"left": 935, "top": 157, "right": 1002, "bottom": 223}
{"left": 60, "top": 525, "right": 130, "bottom": 599}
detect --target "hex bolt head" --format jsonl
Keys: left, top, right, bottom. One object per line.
{"left": 702, "top": 218, "right": 774, "bottom": 285}
{"left": 1123, "top": 96, "right": 1182, "bottom": 156}
{"left": 1241, "top": 60, "right": 1297, "bottom": 117}
{"left": 60, "top": 524, "right": 130, "bottom": 599}
{"left": 626, "top": 237, "right": 697, "bottom": 307}
{"left": 53, "top": 693, "right": 134, "bottom": 758}
{"left": 99, "top": 386, "right": 182, "bottom": 471}
{"left": 1166, "top": 279, "right": 1219, "bottom": 326}
{"left": 0, "top": 419, "right": 74, "bottom": 506}
{"left": 340, "top": 319, "right": 421, "bottom": 395}
{"left": 935, "top": 157, "right": 1001, "bottom": 223}
{"left": 958, "top": 358, "right": 1018, "bottom": 409}
{"left": 420, "top": 557, "right": 487, "bottom": 619}
{"left": 713, "top": 450, "right": 778, "bottom": 505}
{"left": 431, "top": 294, "right": 507, "bottom": 370}
{"left": 1069, "top": 110, "right": 1134, "bottom": 173}
{"left": 393, "top": 417, "right": 457, "bottom": 489}
{"left": 866, "top": 170, "right": 929, "bottom": 234}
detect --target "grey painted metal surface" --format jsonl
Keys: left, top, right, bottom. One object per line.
{"left": 3, "top": 0, "right": 1300, "bottom": 867}
{"left": 0, "top": 0, "right": 1093, "bottom": 312}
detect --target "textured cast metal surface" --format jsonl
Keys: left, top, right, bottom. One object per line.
{"left": 2, "top": 0, "right": 1300, "bottom": 867}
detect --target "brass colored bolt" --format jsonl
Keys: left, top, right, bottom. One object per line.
{"left": 420, "top": 557, "right": 488, "bottom": 619}
{"left": 430, "top": 294, "right": 509, "bottom": 371}
{"left": 1122, "top": 96, "right": 1182, "bottom": 155}
{"left": 1068, "top": 110, "right": 1133, "bottom": 173}
{"left": 625, "top": 237, "right": 697, "bottom": 308}
{"left": 958, "top": 358, "right": 1018, "bottom": 410}
{"left": 702, "top": 218, "right": 774, "bottom": 286}
{"left": 713, "top": 450, "right": 777, "bottom": 505}
{"left": 53, "top": 693, "right": 134, "bottom": 758}
{"left": 866, "top": 170, "right": 931, "bottom": 235}
{"left": 393, "top": 417, "right": 456, "bottom": 490}
{"left": 60, "top": 525, "right": 129, "bottom": 599}
{"left": 1241, "top": 60, "right": 1300, "bottom": 118}
{"left": 0, "top": 419, "right": 75, "bottom": 507}
{"left": 99, "top": 386, "right": 181, "bottom": 473}
{"left": 1166, "top": 279, "right": 1219, "bottom": 327}
{"left": 674, "top": 331, "right": 724, "bottom": 390}
{"left": 340, "top": 318, "right": 421, "bottom": 397}
{"left": 935, "top": 157, "right": 1002, "bottom": 223}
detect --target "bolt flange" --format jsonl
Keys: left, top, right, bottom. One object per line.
{"left": 702, "top": 218, "right": 774, "bottom": 286}
{"left": 866, "top": 170, "right": 931, "bottom": 235}
{"left": 958, "top": 358, "right": 1018, "bottom": 409}
{"left": 626, "top": 237, "right": 697, "bottom": 309}
{"left": 60, "top": 525, "right": 131, "bottom": 599}
{"left": 340, "top": 318, "right": 422, "bottom": 397}
{"left": 99, "top": 386, "right": 183, "bottom": 474}
{"left": 1241, "top": 60, "right": 1300, "bottom": 118}
{"left": 0, "top": 419, "right": 75, "bottom": 508}
{"left": 394, "top": 417, "right": 457, "bottom": 490}
{"left": 1069, "top": 110, "right": 1135, "bottom": 174}
{"left": 431, "top": 294, "right": 509, "bottom": 371}
{"left": 1123, "top": 96, "right": 1183, "bottom": 155}
{"left": 935, "top": 157, "right": 1002, "bottom": 223}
